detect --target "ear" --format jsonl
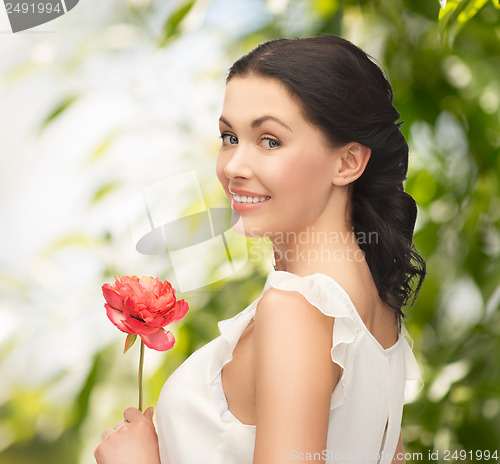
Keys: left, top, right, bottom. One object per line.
{"left": 332, "top": 142, "right": 371, "bottom": 187}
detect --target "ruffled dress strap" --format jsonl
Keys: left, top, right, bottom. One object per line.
{"left": 400, "top": 324, "right": 424, "bottom": 403}
{"left": 263, "top": 271, "right": 423, "bottom": 408}
{"left": 262, "top": 270, "right": 360, "bottom": 411}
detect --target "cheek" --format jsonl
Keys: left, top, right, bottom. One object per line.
{"left": 278, "top": 152, "right": 330, "bottom": 196}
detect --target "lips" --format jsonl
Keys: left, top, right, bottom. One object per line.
{"left": 229, "top": 188, "right": 270, "bottom": 199}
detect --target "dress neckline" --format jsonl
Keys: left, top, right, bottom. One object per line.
{"left": 269, "top": 269, "right": 403, "bottom": 354}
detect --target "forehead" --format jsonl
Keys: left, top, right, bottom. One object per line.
{"left": 221, "top": 76, "right": 303, "bottom": 122}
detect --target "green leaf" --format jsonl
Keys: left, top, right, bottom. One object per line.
{"left": 457, "top": 0, "right": 489, "bottom": 23}
{"left": 39, "top": 95, "right": 79, "bottom": 131}
{"left": 123, "top": 334, "right": 137, "bottom": 354}
{"left": 158, "top": 0, "right": 196, "bottom": 47}
{"left": 71, "top": 352, "right": 104, "bottom": 430}
{"left": 90, "top": 181, "right": 121, "bottom": 204}
{"left": 492, "top": 0, "right": 500, "bottom": 8}
{"left": 312, "top": 0, "right": 339, "bottom": 17}
{"left": 438, "top": 0, "right": 489, "bottom": 46}
{"left": 88, "top": 130, "right": 121, "bottom": 163}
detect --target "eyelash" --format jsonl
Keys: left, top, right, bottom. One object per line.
{"left": 219, "top": 133, "right": 237, "bottom": 145}
{"left": 219, "top": 133, "right": 281, "bottom": 149}
{"left": 259, "top": 136, "right": 280, "bottom": 149}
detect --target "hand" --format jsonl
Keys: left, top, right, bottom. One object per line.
{"left": 94, "top": 406, "right": 161, "bottom": 464}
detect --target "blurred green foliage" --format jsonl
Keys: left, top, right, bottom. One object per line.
{"left": 1, "top": 0, "right": 499, "bottom": 462}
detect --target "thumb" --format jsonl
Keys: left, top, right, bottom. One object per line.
{"left": 144, "top": 406, "right": 155, "bottom": 423}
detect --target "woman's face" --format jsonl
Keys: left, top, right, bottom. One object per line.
{"left": 216, "top": 75, "right": 343, "bottom": 239}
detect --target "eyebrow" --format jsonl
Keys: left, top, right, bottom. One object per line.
{"left": 219, "top": 115, "right": 292, "bottom": 132}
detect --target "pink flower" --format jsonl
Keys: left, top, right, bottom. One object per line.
{"left": 102, "top": 275, "right": 188, "bottom": 351}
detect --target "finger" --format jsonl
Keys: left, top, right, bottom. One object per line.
{"left": 144, "top": 406, "right": 154, "bottom": 423}
{"left": 101, "top": 428, "right": 114, "bottom": 441}
{"left": 113, "top": 420, "right": 127, "bottom": 430}
{"left": 123, "top": 407, "right": 145, "bottom": 423}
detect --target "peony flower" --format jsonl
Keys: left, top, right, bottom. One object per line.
{"left": 102, "top": 275, "right": 189, "bottom": 351}
{"left": 102, "top": 275, "right": 189, "bottom": 410}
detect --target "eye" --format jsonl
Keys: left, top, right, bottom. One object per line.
{"left": 260, "top": 137, "right": 280, "bottom": 149}
{"left": 221, "top": 133, "right": 238, "bottom": 145}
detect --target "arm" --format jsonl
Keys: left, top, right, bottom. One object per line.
{"left": 94, "top": 407, "right": 161, "bottom": 464}
{"left": 253, "top": 289, "right": 340, "bottom": 464}
{"left": 392, "top": 430, "right": 405, "bottom": 463}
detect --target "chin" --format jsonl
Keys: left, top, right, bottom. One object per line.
{"left": 230, "top": 217, "right": 259, "bottom": 238}
{"left": 229, "top": 213, "right": 273, "bottom": 239}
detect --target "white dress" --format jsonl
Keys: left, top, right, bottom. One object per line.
{"left": 156, "top": 270, "right": 422, "bottom": 464}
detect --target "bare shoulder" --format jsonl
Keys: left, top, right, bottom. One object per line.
{"left": 256, "top": 286, "right": 334, "bottom": 333}
{"left": 255, "top": 287, "right": 339, "bottom": 367}
{"left": 254, "top": 287, "right": 338, "bottom": 388}
{"left": 253, "top": 287, "right": 340, "bottom": 463}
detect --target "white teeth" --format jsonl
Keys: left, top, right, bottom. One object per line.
{"left": 233, "top": 194, "right": 270, "bottom": 203}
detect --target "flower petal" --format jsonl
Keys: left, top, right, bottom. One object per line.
{"left": 102, "top": 285, "right": 124, "bottom": 311}
{"left": 140, "top": 329, "right": 175, "bottom": 351}
{"left": 170, "top": 299, "right": 189, "bottom": 324}
{"left": 152, "top": 295, "right": 175, "bottom": 312}
{"left": 105, "top": 305, "right": 133, "bottom": 334}
{"left": 122, "top": 318, "right": 158, "bottom": 335}
{"left": 123, "top": 297, "right": 139, "bottom": 320}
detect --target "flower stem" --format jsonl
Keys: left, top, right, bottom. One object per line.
{"left": 138, "top": 340, "right": 145, "bottom": 412}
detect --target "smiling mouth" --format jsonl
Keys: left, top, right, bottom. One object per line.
{"left": 232, "top": 194, "right": 271, "bottom": 203}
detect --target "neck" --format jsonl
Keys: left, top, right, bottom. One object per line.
{"left": 271, "top": 224, "right": 365, "bottom": 276}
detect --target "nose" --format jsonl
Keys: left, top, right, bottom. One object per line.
{"left": 223, "top": 144, "right": 253, "bottom": 180}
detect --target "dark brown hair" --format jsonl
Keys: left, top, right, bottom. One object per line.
{"left": 227, "top": 35, "right": 426, "bottom": 322}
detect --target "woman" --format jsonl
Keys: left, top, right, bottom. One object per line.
{"left": 95, "top": 35, "right": 426, "bottom": 464}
